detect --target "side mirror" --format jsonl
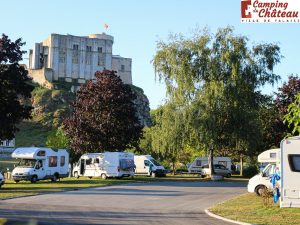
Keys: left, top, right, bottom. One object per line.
{"left": 262, "top": 172, "right": 267, "bottom": 177}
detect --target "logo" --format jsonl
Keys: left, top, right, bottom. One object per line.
{"left": 241, "top": 0, "right": 252, "bottom": 18}
{"left": 241, "top": 0, "right": 300, "bottom": 23}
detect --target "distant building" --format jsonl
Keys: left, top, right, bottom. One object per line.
{"left": 28, "top": 33, "right": 132, "bottom": 90}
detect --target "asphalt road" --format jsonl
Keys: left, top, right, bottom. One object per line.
{"left": 0, "top": 181, "right": 246, "bottom": 225}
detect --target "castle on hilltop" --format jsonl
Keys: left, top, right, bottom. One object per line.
{"left": 28, "top": 33, "right": 132, "bottom": 90}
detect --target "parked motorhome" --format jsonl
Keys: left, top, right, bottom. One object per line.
{"left": 134, "top": 155, "right": 166, "bottom": 177}
{"left": 247, "top": 149, "right": 279, "bottom": 196}
{"left": 0, "top": 172, "right": 4, "bottom": 188}
{"left": 187, "top": 157, "right": 232, "bottom": 174}
{"left": 280, "top": 136, "right": 300, "bottom": 208}
{"left": 11, "top": 147, "right": 69, "bottom": 183}
{"left": 73, "top": 152, "right": 135, "bottom": 179}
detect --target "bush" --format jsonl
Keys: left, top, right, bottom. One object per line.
{"left": 243, "top": 165, "right": 259, "bottom": 178}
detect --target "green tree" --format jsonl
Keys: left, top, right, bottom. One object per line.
{"left": 150, "top": 103, "right": 186, "bottom": 174}
{"left": 284, "top": 93, "right": 300, "bottom": 136}
{"left": 0, "top": 34, "right": 34, "bottom": 140}
{"left": 153, "top": 27, "right": 281, "bottom": 176}
{"left": 63, "top": 70, "right": 143, "bottom": 155}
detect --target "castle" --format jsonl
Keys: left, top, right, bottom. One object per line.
{"left": 28, "top": 33, "right": 132, "bottom": 90}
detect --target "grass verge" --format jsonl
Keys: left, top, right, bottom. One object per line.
{"left": 210, "top": 193, "right": 300, "bottom": 225}
{"left": 0, "top": 177, "right": 133, "bottom": 200}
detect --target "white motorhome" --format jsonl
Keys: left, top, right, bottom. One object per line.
{"left": 134, "top": 155, "right": 166, "bottom": 177}
{"left": 280, "top": 136, "right": 300, "bottom": 208}
{"left": 0, "top": 172, "right": 4, "bottom": 188}
{"left": 73, "top": 152, "right": 135, "bottom": 179}
{"left": 11, "top": 147, "right": 69, "bottom": 183}
{"left": 247, "top": 148, "right": 279, "bottom": 196}
{"left": 187, "top": 157, "right": 232, "bottom": 173}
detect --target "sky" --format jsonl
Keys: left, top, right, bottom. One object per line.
{"left": 1, "top": 0, "right": 299, "bottom": 109}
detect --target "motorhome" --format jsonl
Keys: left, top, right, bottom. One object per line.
{"left": 11, "top": 147, "right": 69, "bottom": 183}
{"left": 134, "top": 155, "right": 166, "bottom": 177}
{"left": 73, "top": 152, "right": 135, "bottom": 179}
{"left": 280, "top": 136, "right": 300, "bottom": 208}
{"left": 187, "top": 157, "right": 232, "bottom": 174}
{"left": 247, "top": 148, "right": 280, "bottom": 196}
{"left": 0, "top": 172, "right": 4, "bottom": 188}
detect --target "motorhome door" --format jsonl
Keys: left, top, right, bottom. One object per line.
{"left": 80, "top": 159, "right": 85, "bottom": 175}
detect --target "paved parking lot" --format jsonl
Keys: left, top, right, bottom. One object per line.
{"left": 0, "top": 181, "right": 246, "bottom": 225}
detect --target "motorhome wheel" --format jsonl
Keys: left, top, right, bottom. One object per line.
{"left": 255, "top": 185, "right": 267, "bottom": 196}
{"left": 88, "top": 176, "right": 92, "bottom": 179}
{"left": 74, "top": 171, "right": 79, "bottom": 179}
{"left": 226, "top": 173, "right": 231, "bottom": 178}
{"left": 101, "top": 173, "right": 107, "bottom": 180}
{"left": 14, "top": 180, "right": 20, "bottom": 183}
{"left": 51, "top": 173, "right": 59, "bottom": 182}
{"left": 31, "top": 175, "right": 38, "bottom": 183}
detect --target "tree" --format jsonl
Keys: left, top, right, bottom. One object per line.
{"left": 153, "top": 27, "right": 281, "bottom": 177}
{"left": 63, "top": 70, "right": 143, "bottom": 156}
{"left": 273, "top": 75, "right": 300, "bottom": 138}
{"left": 284, "top": 93, "right": 300, "bottom": 136}
{"left": 0, "top": 34, "right": 33, "bottom": 140}
{"left": 150, "top": 103, "right": 186, "bottom": 174}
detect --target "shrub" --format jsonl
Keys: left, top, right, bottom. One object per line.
{"left": 243, "top": 165, "right": 259, "bottom": 178}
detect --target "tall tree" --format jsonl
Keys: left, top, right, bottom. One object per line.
{"left": 284, "top": 93, "right": 300, "bottom": 136}
{"left": 0, "top": 34, "right": 33, "bottom": 140}
{"left": 63, "top": 70, "right": 143, "bottom": 156}
{"left": 150, "top": 103, "right": 186, "bottom": 174}
{"left": 153, "top": 27, "right": 281, "bottom": 176}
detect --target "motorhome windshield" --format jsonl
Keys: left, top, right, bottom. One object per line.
{"left": 17, "top": 159, "right": 36, "bottom": 168}
{"left": 150, "top": 159, "right": 161, "bottom": 166}
{"left": 262, "top": 163, "right": 275, "bottom": 177}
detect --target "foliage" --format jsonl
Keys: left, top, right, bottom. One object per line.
{"left": 153, "top": 26, "right": 281, "bottom": 174}
{"left": 243, "top": 165, "right": 259, "bottom": 178}
{"left": 63, "top": 70, "right": 143, "bottom": 155}
{"left": 258, "top": 96, "right": 283, "bottom": 149}
{"left": 284, "top": 93, "right": 300, "bottom": 136}
{"left": 0, "top": 34, "right": 34, "bottom": 140}
{"left": 150, "top": 103, "right": 186, "bottom": 173}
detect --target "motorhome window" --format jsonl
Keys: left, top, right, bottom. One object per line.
{"left": 196, "top": 160, "right": 201, "bottom": 166}
{"left": 36, "top": 160, "right": 43, "bottom": 169}
{"left": 60, "top": 156, "right": 65, "bottom": 167}
{"left": 144, "top": 160, "right": 150, "bottom": 166}
{"left": 270, "top": 153, "right": 276, "bottom": 158}
{"left": 86, "top": 158, "right": 92, "bottom": 165}
{"left": 120, "top": 159, "right": 134, "bottom": 170}
{"left": 18, "top": 159, "right": 36, "bottom": 168}
{"left": 218, "top": 161, "right": 227, "bottom": 167}
{"left": 95, "top": 158, "right": 100, "bottom": 163}
{"left": 37, "top": 151, "right": 46, "bottom": 156}
{"left": 49, "top": 156, "right": 57, "bottom": 167}
{"left": 150, "top": 159, "right": 161, "bottom": 166}
{"left": 288, "top": 154, "right": 300, "bottom": 172}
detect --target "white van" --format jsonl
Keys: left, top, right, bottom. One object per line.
{"left": 11, "top": 147, "right": 69, "bottom": 183}
{"left": 0, "top": 172, "right": 4, "bottom": 188}
{"left": 247, "top": 148, "right": 279, "bottom": 196}
{"left": 280, "top": 136, "right": 300, "bottom": 208}
{"left": 187, "top": 157, "right": 232, "bottom": 173}
{"left": 134, "top": 155, "right": 166, "bottom": 177}
{"left": 73, "top": 152, "right": 135, "bottom": 179}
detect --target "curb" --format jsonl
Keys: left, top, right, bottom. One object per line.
{"left": 204, "top": 209, "right": 253, "bottom": 225}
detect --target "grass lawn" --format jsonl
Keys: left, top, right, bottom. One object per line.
{"left": 0, "top": 177, "right": 134, "bottom": 200}
{"left": 210, "top": 193, "right": 300, "bottom": 225}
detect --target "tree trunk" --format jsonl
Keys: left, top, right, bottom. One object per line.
{"left": 172, "top": 159, "right": 176, "bottom": 175}
{"left": 240, "top": 156, "right": 243, "bottom": 176}
{"left": 208, "top": 146, "right": 215, "bottom": 177}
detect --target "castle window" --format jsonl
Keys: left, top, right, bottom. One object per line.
{"left": 98, "top": 47, "right": 103, "bottom": 53}
{"left": 121, "top": 65, "right": 125, "bottom": 72}
{"left": 73, "top": 44, "right": 79, "bottom": 50}
{"left": 98, "top": 55, "right": 105, "bottom": 66}
{"left": 86, "top": 46, "right": 92, "bottom": 52}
